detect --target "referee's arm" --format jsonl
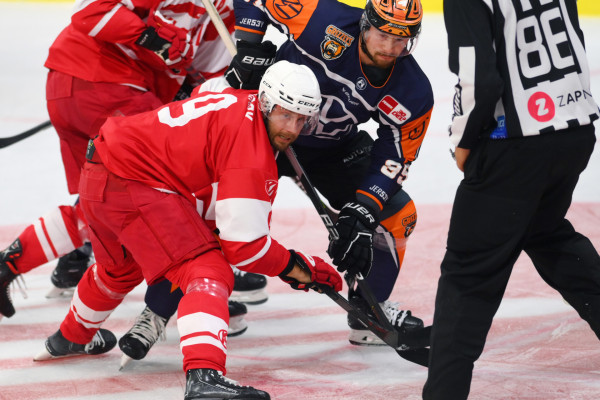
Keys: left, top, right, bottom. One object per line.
{"left": 444, "top": 0, "right": 504, "bottom": 155}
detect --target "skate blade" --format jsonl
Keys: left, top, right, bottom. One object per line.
{"left": 228, "top": 315, "right": 248, "bottom": 337}
{"left": 33, "top": 347, "right": 73, "bottom": 361}
{"left": 45, "top": 286, "right": 75, "bottom": 299}
{"left": 119, "top": 354, "right": 133, "bottom": 371}
{"left": 230, "top": 289, "right": 268, "bottom": 305}
{"left": 33, "top": 347, "right": 55, "bottom": 361}
{"left": 34, "top": 346, "right": 86, "bottom": 361}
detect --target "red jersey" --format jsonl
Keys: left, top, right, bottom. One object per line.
{"left": 94, "top": 88, "right": 291, "bottom": 276}
{"left": 45, "top": 0, "right": 235, "bottom": 103}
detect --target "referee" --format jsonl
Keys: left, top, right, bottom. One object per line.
{"left": 424, "top": 1, "right": 600, "bottom": 399}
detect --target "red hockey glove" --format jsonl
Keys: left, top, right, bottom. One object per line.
{"left": 135, "top": 23, "right": 192, "bottom": 69}
{"left": 279, "top": 250, "right": 343, "bottom": 292}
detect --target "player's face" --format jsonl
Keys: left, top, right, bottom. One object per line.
{"left": 266, "top": 105, "right": 309, "bottom": 151}
{"left": 360, "top": 26, "right": 410, "bottom": 68}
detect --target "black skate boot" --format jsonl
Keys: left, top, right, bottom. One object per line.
{"left": 228, "top": 300, "right": 248, "bottom": 337}
{"left": 184, "top": 368, "right": 270, "bottom": 400}
{"left": 48, "top": 243, "right": 93, "bottom": 298}
{"left": 119, "top": 305, "right": 169, "bottom": 363}
{"left": 119, "top": 301, "right": 248, "bottom": 369}
{"left": 230, "top": 266, "right": 268, "bottom": 305}
{"left": 347, "top": 291, "right": 424, "bottom": 348}
{"left": 34, "top": 328, "right": 117, "bottom": 360}
{"left": 0, "top": 239, "right": 23, "bottom": 319}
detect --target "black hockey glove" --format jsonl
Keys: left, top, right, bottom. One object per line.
{"left": 225, "top": 40, "right": 277, "bottom": 90}
{"left": 327, "top": 202, "right": 379, "bottom": 278}
{"left": 172, "top": 80, "right": 195, "bottom": 102}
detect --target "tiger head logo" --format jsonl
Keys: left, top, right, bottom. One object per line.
{"left": 321, "top": 38, "right": 345, "bottom": 60}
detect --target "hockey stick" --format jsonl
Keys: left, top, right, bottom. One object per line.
{"left": 285, "top": 146, "right": 430, "bottom": 367}
{"left": 203, "top": 1, "right": 429, "bottom": 366}
{"left": 0, "top": 120, "right": 52, "bottom": 149}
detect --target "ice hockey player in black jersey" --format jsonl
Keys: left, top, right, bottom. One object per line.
{"left": 230, "top": 0, "right": 434, "bottom": 347}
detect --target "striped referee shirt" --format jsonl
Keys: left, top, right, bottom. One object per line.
{"left": 445, "top": 0, "right": 599, "bottom": 149}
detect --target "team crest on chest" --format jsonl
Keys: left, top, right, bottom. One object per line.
{"left": 378, "top": 95, "right": 412, "bottom": 124}
{"left": 265, "top": 180, "right": 278, "bottom": 197}
{"left": 320, "top": 25, "right": 354, "bottom": 60}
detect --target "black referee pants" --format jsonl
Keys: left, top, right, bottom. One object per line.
{"left": 423, "top": 125, "right": 600, "bottom": 400}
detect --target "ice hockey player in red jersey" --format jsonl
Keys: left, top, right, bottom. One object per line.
{"left": 33, "top": 61, "right": 342, "bottom": 400}
{"left": 0, "top": 0, "right": 247, "bottom": 318}
{"left": 230, "top": 0, "right": 434, "bottom": 347}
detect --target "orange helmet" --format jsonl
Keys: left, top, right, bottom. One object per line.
{"left": 361, "top": 0, "right": 423, "bottom": 38}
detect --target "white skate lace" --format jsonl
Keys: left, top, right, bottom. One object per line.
{"left": 85, "top": 330, "right": 106, "bottom": 352}
{"left": 380, "top": 301, "right": 409, "bottom": 328}
{"left": 232, "top": 266, "right": 246, "bottom": 277}
{"left": 126, "top": 307, "right": 167, "bottom": 346}
{"left": 9, "top": 274, "right": 28, "bottom": 301}
{"left": 217, "top": 371, "right": 245, "bottom": 388}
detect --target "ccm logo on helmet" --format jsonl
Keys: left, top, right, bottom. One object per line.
{"left": 298, "top": 100, "right": 319, "bottom": 108}
{"left": 241, "top": 56, "right": 275, "bottom": 66}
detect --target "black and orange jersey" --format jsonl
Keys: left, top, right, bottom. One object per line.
{"left": 234, "top": 0, "right": 434, "bottom": 209}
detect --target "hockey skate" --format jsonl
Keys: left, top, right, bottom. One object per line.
{"left": 118, "top": 305, "right": 168, "bottom": 369}
{"left": 46, "top": 243, "right": 93, "bottom": 299}
{"left": 119, "top": 301, "right": 248, "bottom": 370}
{"left": 347, "top": 291, "right": 424, "bottom": 348}
{"left": 227, "top": 300, "right": 249, "bottom": 338}
{"left": 34, "top": 328, "right": 117, "bottom": 361}
{"left": 184, "top": 368, "right": 270, "bottom": 400}
{"left": 0, "top": 239, "right": 25, "bottom": 320}
{"left": 230, "top": 266, "right": 268, "bottom": 305}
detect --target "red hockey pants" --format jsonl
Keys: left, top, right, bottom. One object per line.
{"left": 59, "top": 161, "right": 235, "bottom": 373}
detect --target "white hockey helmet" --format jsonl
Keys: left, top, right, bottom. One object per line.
{"left": 258, "top": 60, "right": 322, "bottom": 135}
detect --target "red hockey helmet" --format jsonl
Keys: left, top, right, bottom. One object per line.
{"left": 361, "top": 0, "right": 423, "bottom": 38}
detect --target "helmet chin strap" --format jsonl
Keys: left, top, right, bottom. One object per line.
{"left": 359, "top": 31, "right": 375, "bottom": 66}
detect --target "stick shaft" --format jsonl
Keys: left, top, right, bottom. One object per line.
{"left": 0, "top": 120, "right": 52, "bottom": 149}
{"left": 200, "top": 0, "right": 237, "bottom": 56}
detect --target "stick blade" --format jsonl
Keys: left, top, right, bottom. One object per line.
{"left": 396, "top": 348, "right": 429, "bottom": 367}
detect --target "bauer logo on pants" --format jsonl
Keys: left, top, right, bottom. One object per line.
{"left": 378, "top": 95, "right": 412, "bottom": 124}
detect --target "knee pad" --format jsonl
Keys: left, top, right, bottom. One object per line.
{"left": 379, "top": 190, "right": 417, "bottom": 243}
{"left": 186, "top": 278, "right": 229, "bottom": 302}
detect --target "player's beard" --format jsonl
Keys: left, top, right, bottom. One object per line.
{"left": 268, "top": 131, "right": 295, "bottom": 152}
{"left": 266, "top": 117, "right": 296, "bottom": 152}
{"left": 360, "top": 33, "right": 396, "bottom": 70}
